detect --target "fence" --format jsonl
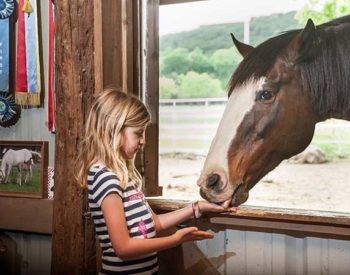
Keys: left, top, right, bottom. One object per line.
{"left": 159, "top": 98, "right": 350, "bottom": 157}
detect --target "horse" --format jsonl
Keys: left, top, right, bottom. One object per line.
{"left": 0, "top": 148, "right": 41, "bottom": 184}
{"left": 197, "top": 15, "right": 350, "bottom": 207}
{"left": 16, "top": 158, "right": 34, "bottom": 186}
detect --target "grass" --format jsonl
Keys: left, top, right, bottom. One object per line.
{"left": 0, "top": 167, "right": 42, "bottom": 194}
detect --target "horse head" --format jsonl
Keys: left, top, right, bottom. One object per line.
{"left": 198, "top": 16, "right": 350, "bottom": 207}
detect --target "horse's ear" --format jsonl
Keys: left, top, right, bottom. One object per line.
{"left": 231, "top": 33, "right": 254, "bottom": 57}
{"left": 287, "top": 19, "right": 317, "bottom": 64}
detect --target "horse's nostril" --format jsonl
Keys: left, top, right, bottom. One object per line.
{"left": 207, "top": 173, "right": 220, "bottom": 188}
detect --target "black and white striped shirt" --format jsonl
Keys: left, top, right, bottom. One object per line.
{"left": 88, "top": 163, "right": 158, "bottom": 274}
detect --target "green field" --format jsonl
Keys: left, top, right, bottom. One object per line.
{"left": 0, "top": 166, "right": 42, "bottom": 194}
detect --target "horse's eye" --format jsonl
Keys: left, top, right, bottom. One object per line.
{"left": 256, "top": 90, "right": 275, "bottom": 102}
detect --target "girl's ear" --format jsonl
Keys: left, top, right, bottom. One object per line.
{"left": 118, "top": 131, "right": 125, "bottom": 146}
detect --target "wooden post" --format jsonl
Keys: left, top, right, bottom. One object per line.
{"left": 51, "top": 1, "right": 96, "bottom": 274}
{"left": 142, "top": 0, "right": 163, "bottom": 196}
{"left": 52, "top": 1, "right": 160, "bottom": 272}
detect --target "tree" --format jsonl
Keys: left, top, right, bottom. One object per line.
{"left": 177, "top": 71, "right": 222, "bottom": 98}
{"left": 296, "top": 0, "right": 350, "bottom": 24}
{"left": 210, "top": 47, "right": 241, "bottom": 89}
{"left": 160, "top": 47, "right": 215, "bottom": 78}
{"left": 188, "top": 48, "right": 215, "bottom": 74}
{"left": 160, "top": 48, "right": 191, "bottom": 77}
{"left": 159, "top": 77, "right": 178, "bottom": 99}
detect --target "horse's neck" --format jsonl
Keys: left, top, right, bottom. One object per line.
{"left": 0, "top": 158, "right": 6, "bottom": 173}
{"left": 338, "top": 112, "right": 350, "bottom": 121}
{"left": 1, "top": 149, "right": 14, "bottom": 172}
{"left": 326, "top": 111, "right": 350, "bottom": 121}
{"left": 317, "top": 101, "right": 350, "bottom": 121}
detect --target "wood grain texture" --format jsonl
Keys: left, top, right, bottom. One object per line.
{"left": 148, "top": 199, "right": 350, "bottom": 238}
{"left": 51, "top": 1, "right": 96, "bottom": 274}
{"left": 0, "top": 198, "right": 53, "bottom": 234}
{"left": 142, "top": 0, "right": 162, "bottom": 196}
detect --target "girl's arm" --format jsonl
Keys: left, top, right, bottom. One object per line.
{"left": 102, "top": 194, "right": 213, "bottom": 260}
{"left": 152, "top": 201, "right": 235, "bottom": 232}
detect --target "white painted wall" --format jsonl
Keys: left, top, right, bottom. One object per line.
{"left": 197, "top": 229, "right": 350, "bottom": 275}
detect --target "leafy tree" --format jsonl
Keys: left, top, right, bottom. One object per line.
{"left": 210, "top": 47, "right": 241, "bottom": 89}
{"left": 177, "top": 71, "right": 222, "bottom": 98}
{"left": 159, "top": 77, "right": 178, "bottom": 99}
{"left": 161, "top": 47, "right": 215, "bottom": 78}
{"left": 160, "top": 23, "right": 243, "bottom": 55}
{"left": 160, "top": 12, "right": 302, "bottom": 53}
{"left": 161, "top": 48, "right": 191, "bottom": 77}
{"left": 250, "top": 12, "right": 303, "bottom": 45}
{"left": 296, "top": 0, "right": 350, "bottom": 25}
{"left": 188, "top": 48, "right": 215, "bottom": 74}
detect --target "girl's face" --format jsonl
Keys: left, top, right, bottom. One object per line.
{"left": 120, "top": 126, "right": 146, "bottom": 159}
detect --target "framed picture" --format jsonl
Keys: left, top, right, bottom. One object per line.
{"left": 0, "top": 140, "right": 48, "bottom": 198}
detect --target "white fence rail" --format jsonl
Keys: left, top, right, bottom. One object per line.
{"left": 159, "top": 98, "right": 350, "bottom": 155}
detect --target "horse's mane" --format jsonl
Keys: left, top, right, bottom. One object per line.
{"left": 228, "top": 15, "right": 350, "bottom": 119}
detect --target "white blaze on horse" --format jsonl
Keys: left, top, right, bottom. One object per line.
{"left": 0, "top": 148, "right": 41, "bottom": 185}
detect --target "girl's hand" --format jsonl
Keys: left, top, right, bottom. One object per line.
{"left": 173, "top": 226, "right": 214, "bottom": 245}
{"left": 198, "top": 200, "right": 238, "bottom": 214}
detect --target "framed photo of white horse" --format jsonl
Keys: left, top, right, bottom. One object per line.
{"left": 0, "top": 141, "right": 48, "bottom": 198}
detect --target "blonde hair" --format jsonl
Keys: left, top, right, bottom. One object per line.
{"left": 76, "top": 88, "right": 150, "bottom": 189}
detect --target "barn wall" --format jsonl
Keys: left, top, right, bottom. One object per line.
{"left": 193, "top": 229, "right": 350, "bottom": 275}
{"left": 1, "top": 227, "right": 349, "bottom": 275}
{"left": 0, "top": 1, "right": 54, "bottom": 274}
{"left": 0, "top": 0, "right": 56, "bottom": 166}
{"left": 0, "top": 232, "right": 51, "bottom": 275}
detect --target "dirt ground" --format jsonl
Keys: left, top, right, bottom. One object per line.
{"left": 159, "top": 156, "right": 350, "bottom": 213}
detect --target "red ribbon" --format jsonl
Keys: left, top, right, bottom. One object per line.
{"left": 15, "top": 0, "right": 28, "bottom": 93}
{"left": 48, "top": 0, "right": 55, "bottom": 132}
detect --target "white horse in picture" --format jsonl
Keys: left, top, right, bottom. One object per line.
{"left": 0, "top": 148, "right": 41, "bottom": 185}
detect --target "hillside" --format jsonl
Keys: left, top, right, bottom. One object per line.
{"left": 160, "top": 11, "right": 303, "bottom": 54}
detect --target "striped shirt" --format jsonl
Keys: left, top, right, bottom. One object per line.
{"left": 88, "top": 163, "right": 158, "bottom": 275}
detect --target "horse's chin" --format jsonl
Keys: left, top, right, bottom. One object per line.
{"left": 230, "top": 184, "right": 249, "bottom": 207}
{"left": 199, "top": 186, "right": 235, "bottom": 205}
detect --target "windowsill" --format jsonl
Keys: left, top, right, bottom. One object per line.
{"left": 148, "top": 198, "right": 350, "bottom": 239}
{"left": 1, "top": 196, "right": 348, "bottom": 239}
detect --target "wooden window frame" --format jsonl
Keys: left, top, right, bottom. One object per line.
{"left": 141, "top": 0, "right": 350, "bottom": 239}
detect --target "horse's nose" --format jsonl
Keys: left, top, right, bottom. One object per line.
{"left": 206, "top": 173, "right": 220, "bottom": 189}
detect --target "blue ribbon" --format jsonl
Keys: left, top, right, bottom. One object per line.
{"left": 0, "top": 17, "right": 9, "bottom": 93}
{"left": 25, "top": 0, "right": 39, "bottom": 94}
{"left": 0, "top": 0, "right": 14, "bottom": 93}
{"left": 0, "top": 0, "right": 14, "bottom": 20}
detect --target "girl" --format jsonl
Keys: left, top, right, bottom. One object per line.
{"left": 76, "top": 88, "right": 233, "bottom": 274}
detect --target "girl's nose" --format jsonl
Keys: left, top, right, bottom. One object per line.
{"left": 139, "top": 137, "right": 145, "bottom": 145}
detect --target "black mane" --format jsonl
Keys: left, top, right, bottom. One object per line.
{"left": 228, "top": 15, "right": 350, "bottom": 119}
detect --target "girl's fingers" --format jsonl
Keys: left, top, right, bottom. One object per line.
{"left": 220, "top": 200, "right": 231, "bottom": 209}
{"left": 192, "top": 230, "right": 214, "bottom": 239}
{"left": 200, "top": 200, "right": 239, "bottom": 214}
{"left": 181, "top": 226, "right": 198, "bottom": 233}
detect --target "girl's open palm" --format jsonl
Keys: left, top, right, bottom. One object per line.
{"left": 174, "top": 226, "right": 213, "bottom": 244}
{"left": 198, "top": 200, "right": 237, "bottom": 214}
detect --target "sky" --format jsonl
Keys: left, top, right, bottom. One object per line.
{"left": 159, "top": 0, "right": 311, "bottom": 35}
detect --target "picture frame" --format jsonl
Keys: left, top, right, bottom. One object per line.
{"left": 0, "top": 140, "right": 48, "bottom": 198}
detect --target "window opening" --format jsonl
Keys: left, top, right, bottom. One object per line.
{"left": 158, "top": 0, "right": 350, "bottom": 213}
